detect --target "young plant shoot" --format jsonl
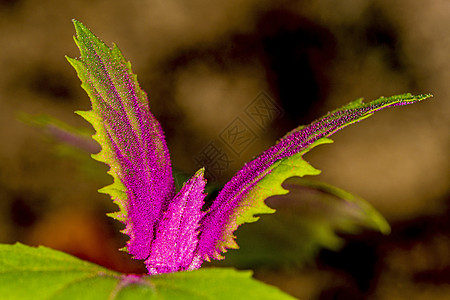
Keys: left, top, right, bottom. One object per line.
{"left": 0, "top": 20, "right": 432, "bottom": 300}
{"left": 66, "top": 20, "right": 430, "bottom": 275}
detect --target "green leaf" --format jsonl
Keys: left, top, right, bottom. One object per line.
{"left": 217, "top": 178, "right": 390, "bottom": 268}
{"left": 286, "top": 178, "right": 390, "bottom": 234}
{"left": 0, "top": 243, "right": 295, "bottom": 299}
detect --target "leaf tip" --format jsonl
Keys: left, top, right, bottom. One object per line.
{"left": 72, "top": 19, "right": 86, "bottom": 34}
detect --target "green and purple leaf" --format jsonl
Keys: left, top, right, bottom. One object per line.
{"left": 196, "top": 94, "right": 431, "bottom": 261}
{"left": 67, "top": 20, "right": 175, "bottom": 261}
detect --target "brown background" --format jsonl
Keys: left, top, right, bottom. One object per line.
{"left": 0, "top": 0, "right": 449, "bottom": 299}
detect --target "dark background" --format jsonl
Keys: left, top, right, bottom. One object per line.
{"left": 0, "top": 1, "right": 449, "bottom": 299}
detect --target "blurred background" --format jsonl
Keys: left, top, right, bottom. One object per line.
{"left": 0, "top": 0, "right": 449, "bottom": 299}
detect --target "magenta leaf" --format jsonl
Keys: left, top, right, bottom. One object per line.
{"left": 145, "top": 168, "right": 207, "bottom": 274}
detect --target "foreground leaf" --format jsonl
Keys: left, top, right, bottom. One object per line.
{"left": 0, "top": 243, "right": 295, "bottom": 299}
